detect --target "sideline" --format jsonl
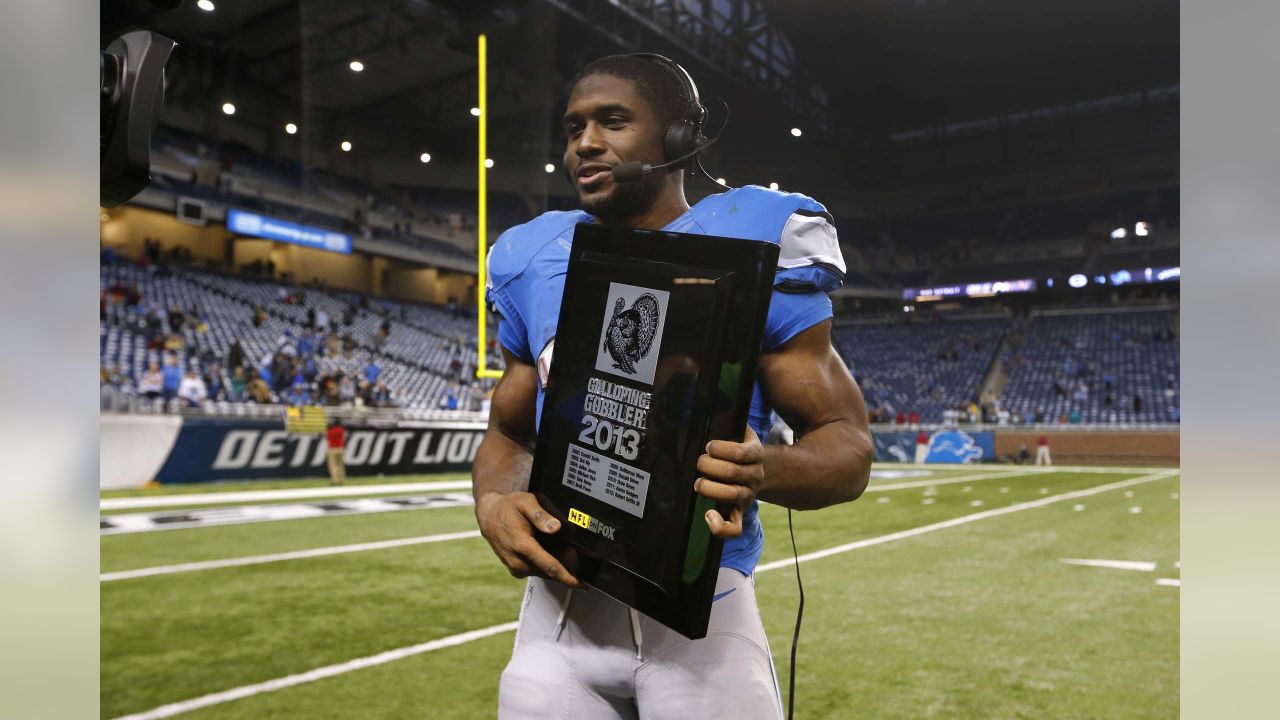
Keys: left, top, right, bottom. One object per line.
{"left": 111, "top": 469, "right": 1178, "bottom": 719}
{"left": 104, "top": 467, "right": 1044, "bottom": 580}
{"left": 101, "top": 480, "right": 474, "bottom": 511}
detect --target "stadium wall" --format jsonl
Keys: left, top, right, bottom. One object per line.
{"left": 994, "top": 429, "right": 1180, "bottom": 466}
{"left": 100, "top": 205, "right": 227, "bottom": 264}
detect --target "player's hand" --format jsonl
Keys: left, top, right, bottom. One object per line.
{"left": 475, "top": 491, "right": 583, "bottom": 589}
{"left": 694, "top": 426, "right": 766, "bottom": 538}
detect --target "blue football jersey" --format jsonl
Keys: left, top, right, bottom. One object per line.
{"left": 486, "top": 184, "right": 845, "bottom": 576}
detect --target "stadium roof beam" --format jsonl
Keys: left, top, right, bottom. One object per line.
{"left": 540, "top": 0, "right": 832, "bottom": 132}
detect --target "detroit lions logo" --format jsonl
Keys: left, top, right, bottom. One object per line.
{"left": 594, "top": 283, "right": 669, "bottom": 385}
{"left": 925, "top": 430, "right": 987, "bottom": 464}
{"left": 604, "top": 293, "right": 660, "bottom": 375}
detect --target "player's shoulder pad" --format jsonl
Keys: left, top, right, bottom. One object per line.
{"left": 704, "top": 185, "right": 845, "bottom": 294}
{"left": 486, "top": 209, "right": 589, "bottom": 291}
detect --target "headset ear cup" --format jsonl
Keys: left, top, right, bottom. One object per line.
{"left": 664, "top": 120, "right": 696, "bottom": 168}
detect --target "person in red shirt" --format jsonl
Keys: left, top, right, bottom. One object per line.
{"left": 1035, "top": 434, "right": 1052, "bottom": 466}
{"left": 915, "top": 429, "right": 930, "bottom": 464}
{"left": 326, "top": 419, "right": 347, "bottom": 486}
{"left": 907, "top": 411, "right": 921, "bottom": 428}
{"left": 895, "top": 411, "right": 906, "bottom": 425}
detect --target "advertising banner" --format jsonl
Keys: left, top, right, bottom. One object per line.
{"left": 153, "top": 418, "right": 485, "bottom": 484}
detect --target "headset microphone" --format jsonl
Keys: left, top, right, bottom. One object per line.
{"left": 611, "top": 132, "right": 721, "bottom": 183}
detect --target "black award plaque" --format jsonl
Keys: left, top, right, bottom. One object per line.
{"left": 527, "top": 222, "right": 780, "bottom": 639}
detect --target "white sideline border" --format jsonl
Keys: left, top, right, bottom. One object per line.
{"left": 101, "top": 531, "right": 482, "bottom": 582}
{"left": 111, "top": 468, "right": 1179, "bottom": 720}
{"left": 104, "top": 467, "right": 1048, "bottom": 581}
{"left": 101, "top": 480, "right": 475, "bottom": 511}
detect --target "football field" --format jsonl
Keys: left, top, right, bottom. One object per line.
{"left": 101, "top": 464, "right": 1179, "bottom": 719}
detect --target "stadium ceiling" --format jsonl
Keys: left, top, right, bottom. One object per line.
{"left": 125, "top": 1, "right": 838, "bottom": 163}
{"left": 759, "top": 0, "right": 1179, "bottom": 132}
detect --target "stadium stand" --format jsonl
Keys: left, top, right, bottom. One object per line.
{"left": 833, "top": 319, "right": 1006, "bottom": 423}
{"left": 1000, "top": 309, "right": 1180, "bottom": 424}
{"left": 99, "top": 256, "right": 500, "bottom": 414}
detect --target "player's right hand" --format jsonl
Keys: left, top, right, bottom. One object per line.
{"left": 475, "top": 491, "right": 583, "bottom": 589}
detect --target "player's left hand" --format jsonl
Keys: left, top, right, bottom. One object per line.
{"left": 695, "top": 426, "right": 766, "bottom": 538}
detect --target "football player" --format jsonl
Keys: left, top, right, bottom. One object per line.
{"left": 473, "top": 54, "right": 873, "bottom": 719}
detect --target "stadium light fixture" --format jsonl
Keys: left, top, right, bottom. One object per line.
{"left": 349, "top": 60, "right": 365, "bottom": 72}
{"left": 420, "top": 152, "right": 432, "bottom": 163}
{"left": 790, "top": 127, "right": 802, "bottom": 137}
{"left": 1068, "top": 274, "right": 1088, "bottom": 288}
{"left": 471, "top": 107, "right": 482, "bottom": 117}
{"left": 221, "top": 102, "right": 235, "bottom": 115}
{"left": 545, "top": 163, "right": 556, "bottom": 173}
{"left": 1110, "top": 227, "right": 1127, "bottom": 239}
{"left": 768, "top": 181, "right": 779, "bottom": 190}
{"left": 1135, "top": 221, "right": 1150, "bottom": 237}
{"left": 716, "top": 177, "right": 727, "bottom": 185}
{"left": 284, "top": 122, "right": 298, "bottom": 135}
{"left": 196, "top": 0, "right": 215, "bottom": 11}
{"left": 485, "top": 158, "right": 494, "bottom": 168}
{"left": 340, "top": 140, "right": 352, "bottom": 152}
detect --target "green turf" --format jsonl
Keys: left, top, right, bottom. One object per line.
{"left": 101, "top": 466, "right": 1178, "bottom": 719}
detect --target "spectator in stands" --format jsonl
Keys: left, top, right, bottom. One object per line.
{"left": 325, "top": 331, "right": 341, "bottom": 357}
{"left": 894, "top": 411, "right": 905, "bottom": 426}
{"left": 370, "top": 381, "right": 390, "bottom": 407}
{"left": 246, "top": 374, "right": 271, "bottom": 404}
{"left": 339, "top": 375, "right": 356, "bottom": 406}
{"left": 285, "top": 380, "right": 311, "bottom": 406}
{"left": 227, "top": 367, "right": 247, "bottom": 402}
{"left": 202, "top": 363, "right": 224, "bottom": 401}
{"left": 177, "top": 369, "right": 208, "bottom": 407}
{"left": 218, "top": 336, "right": 236, "bottom": 372}
{"left": 252, "top": 304, "right": 266, "bottom": 328}
{"left": 1133, "top": 393, "right": 1144, "bottom": 414}
{"left": 139, "top": 361, "right": 164, "bottom": 399}
{"left": 316, "top": 308, "right": 330, "bottom": 331}
{"left": 908, "top": 411, "right": 921, "bottom": 428}
{"left": 297, "top": 329, "right": 316, "bottom": 358}
{"left": 1036, "top": 435, "right": 1052, "bottom": 466}
{"left": 161, "top": 356, "right": 182, "bottom": 400}
{"left": 326, "top": 420, "right": 346, "bottom": 487}
{"left": 1018, "top": 444, "right": 1030, "bottom": 464}
{"left": 365, "top": 359, "right": 381, "bottom": 385}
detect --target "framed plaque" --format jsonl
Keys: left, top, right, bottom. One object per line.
{"left": 527, "top": 222, "right": 779, "bottom": 639}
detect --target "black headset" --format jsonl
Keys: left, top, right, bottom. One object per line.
{"left": 626, "top": 53, "right": 708, "bottom": 168}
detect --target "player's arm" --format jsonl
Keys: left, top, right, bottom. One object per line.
{"left": 756, "top": 319, "right": 873, "bottom": 509}
{"left": 472, "top": 346, "right": 583, "bottom": 588}
{"left": 695, "top": 320, "right": 872, "bottom": 535}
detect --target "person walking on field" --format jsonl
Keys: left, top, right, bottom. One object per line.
{"left": 326, "top": 419, "right": 347, "bottom": 486}
{"left": 914, "top": 429, "right": 930, "bottom": 464}
{"left": 1035, "top": 434, "right": 1052, "bottom": 466}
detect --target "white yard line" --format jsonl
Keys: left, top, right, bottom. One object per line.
{"left": 866, "top": 468, "right": 1039, "bottom": 493}
{"left": 101, "top": 530, "right": 482, "bottom": 582}
{"left": 756, "top": 469, "right": 1179, "bottom": 572}
{"left": 111, "top": 468, "right": 1178, "bottom": 719}
{"left": 1155, "top": 577, "right": 1181, "bottom": 587}
{"left": 104, "top": 468, "right": 1042, "bottom": 579}
{"left": 111, "top": 621, "right": 520, "bottom": 720}
{"left": 101, "top": 480, "right": 474, "bottom": 511}
{"left": 1059, "top": 558, "right": 1158, "bottom": 572}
